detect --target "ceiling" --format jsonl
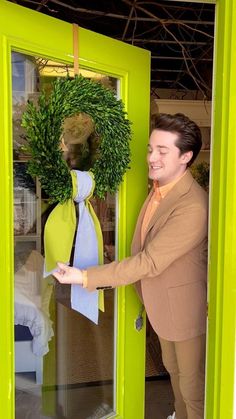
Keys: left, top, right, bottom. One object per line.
{"left": 9, "top": 0, "right": 215, "bottom": 100}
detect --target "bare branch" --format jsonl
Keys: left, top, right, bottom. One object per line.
{"left": 37, "top": 0, "right": 49, "bottom": 12}
{"left": 122, "top": 0, "right": 213, "bottom": 96}
{"left": 122, "top": 0, "right": 213, "bottom": 38}
{"left": 122, "top": 0, "right": 138, "bottom": 40}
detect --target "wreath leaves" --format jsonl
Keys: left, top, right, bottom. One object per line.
{"left": 22, "top": 75, "right": 132, "bottom": 202}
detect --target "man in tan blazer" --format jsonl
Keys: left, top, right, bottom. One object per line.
{"left": 54, "top": 113, "right": 208, "bottom": 419}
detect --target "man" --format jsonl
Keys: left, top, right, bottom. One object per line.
{"left": 54, "top": 113, "right": 208, "bottom": 419}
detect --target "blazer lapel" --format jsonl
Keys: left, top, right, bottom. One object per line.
{"left": 131, "top": 189, "right": 153, "bottom": 254}
{"left": 143, "top": 170, "right": 194, "bottom": 245}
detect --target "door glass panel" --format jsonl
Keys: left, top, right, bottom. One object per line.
{"left": 12, "top": 51, "right": 117, "bottom": 419}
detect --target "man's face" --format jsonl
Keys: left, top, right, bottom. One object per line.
{"left": 147, "top": 129, "right": 192, "bottom": 186}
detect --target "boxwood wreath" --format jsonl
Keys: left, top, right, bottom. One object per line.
{"left": 22, "top": 75, "right": 132, "bottom": 202}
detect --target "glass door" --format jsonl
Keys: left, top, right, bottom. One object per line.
{"left": 0, "top": 2, "right": 150, "bottom": 419}
{"left": 12, "top": 52, "right": 118, "bottom": 418}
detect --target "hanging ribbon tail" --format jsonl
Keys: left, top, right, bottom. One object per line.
{"left": 87, "top": 199, "right": 104, "bottom": 312}
{"left": 71, "top": 170, "right": 104, "bottom": 323}
{"left": 43, "top": 198, "right": 76, "bottom": 277}
{"left": 71, "top": 286, "right": 99, "bottom": 324}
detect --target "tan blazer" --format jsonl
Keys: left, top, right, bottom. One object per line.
{"left": 87, "top": 170, "right": 208, "bottom": 341}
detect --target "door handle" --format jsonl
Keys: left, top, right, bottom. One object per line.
{"left": 135, "top": 304, "right": 145, "bottom": 331}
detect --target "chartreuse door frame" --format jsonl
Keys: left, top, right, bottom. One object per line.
{"left": 0, "top": 2, "right": 150, "bottom": 418}
{"left": 1, "top": 0, "right": 236, "bottom": 418}
{"left": 205, "top": 0, "right": 236, "bottom": 418}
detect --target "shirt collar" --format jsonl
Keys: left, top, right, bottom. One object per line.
{"left": 154, "top": 171, "right": 187, "bottom": 199}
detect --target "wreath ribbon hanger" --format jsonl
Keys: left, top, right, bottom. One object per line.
{"left": 44, "top": 170, "right": 104, "bottom": 324}
{"left": 72, "top": 23, "right": 79, "bottom": 76}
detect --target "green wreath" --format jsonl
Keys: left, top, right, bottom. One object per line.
{"left": 22, "top": 75, "right": 132, "bottom": 202}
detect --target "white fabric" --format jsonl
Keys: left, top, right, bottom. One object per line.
{"left": 71, "top": 170, "right": 99, "bottom": 324}
{"left": 14, "top": 262, "right": 53, "bottom": 356}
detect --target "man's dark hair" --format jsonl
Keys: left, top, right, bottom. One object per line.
{"left": 152, "top": 113, "right": 202, "bottom": 167}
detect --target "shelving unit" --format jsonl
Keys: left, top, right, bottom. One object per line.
{"left": 14, "top": 160, "right": 41, "bottom": 274}
{"left": 12, "top": 52, "right": 45, "bottom": 383}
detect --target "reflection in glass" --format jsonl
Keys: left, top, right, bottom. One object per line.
{"left": 13, "top": 52, "right": 117, "bottom": 419}
{"left": 14, "top": 163, "right": 37, "bottom": 236}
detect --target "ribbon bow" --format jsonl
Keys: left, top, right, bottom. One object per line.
{"left": 44, "top": 170, "right": 104, "bottom": 324}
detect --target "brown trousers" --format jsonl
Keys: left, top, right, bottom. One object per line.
{"left": 159, "top": 334, "right": 206, "bottom": 419}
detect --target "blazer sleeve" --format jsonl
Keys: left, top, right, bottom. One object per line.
{"left": 86, "top": 200, "right": 208, "bottom": 292}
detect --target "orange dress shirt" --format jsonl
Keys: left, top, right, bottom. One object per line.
{"left": 141, "top": 173, "right": 186, "bottom": 246}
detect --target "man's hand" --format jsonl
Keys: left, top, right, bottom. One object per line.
{"left": 53, "top": 262, "right": 83, "bottom": 285}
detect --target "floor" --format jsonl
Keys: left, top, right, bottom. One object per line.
{"left": 15, "top": 373, "right": 174, "bottom": 419}
{"left": 145, "top": 378, "right": 174, "bottom": 419}
{"left": 15, "top": 309, "right": 174, "bottom": 419}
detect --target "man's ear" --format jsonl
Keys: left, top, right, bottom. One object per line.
{"left": 181, "top": 151, "right": 193, "bottom": 165}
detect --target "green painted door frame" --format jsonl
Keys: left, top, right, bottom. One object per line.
{"left": 1, "top": 0, "right": 236, "bottom": 419}
{"left": 205, "top": 0, "right": 236, "bottom": 418}
{"left": 0, "top": 2, "right": 150, "bottom": 418}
